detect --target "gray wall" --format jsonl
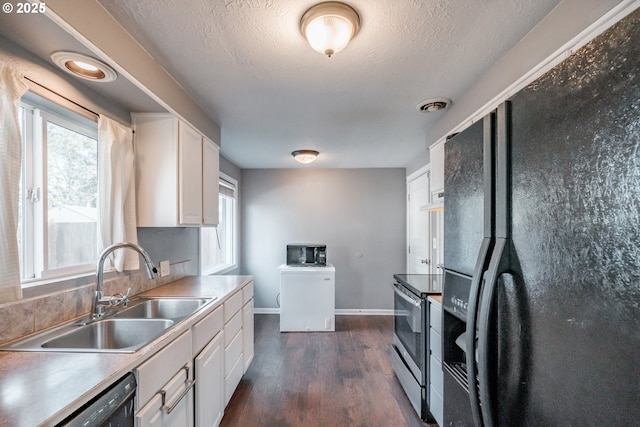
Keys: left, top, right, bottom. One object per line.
{"left": 406, "top": 150, "right": 430, "bottom": 177}
{"left": 241, "top": 168, "right": 406, "bottom": 311}
{"left": 137, "top": 228, "right": 199, "bottom": 274}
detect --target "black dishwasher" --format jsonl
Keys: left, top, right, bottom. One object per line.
{"left": 57, "top": 372, "right": 136, "bottom": 427}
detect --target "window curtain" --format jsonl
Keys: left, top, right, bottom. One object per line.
{"left": 97, "top": 115, "right": 139, "bottom": 272}
{"left": 0, "top": 63, "right": 28, "bottom": 303}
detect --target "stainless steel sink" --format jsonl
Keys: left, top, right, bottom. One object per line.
{"left": 0, "top": 297, "right": 214, "bottom": 353}
{"left": 115, "top": 298, "right": 210, "bottom": 321}
{"left": 41, "top": 319, "right": 174, "bottom": 351}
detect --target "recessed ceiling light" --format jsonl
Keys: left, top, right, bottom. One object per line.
{"left": 416, "top": 97, "right": 451, "bottom": 113}
{"left": 51, "top": 51, "right": 117, "bottom": 82}
{"left": 292, "top": 150, "right": 319, "bottom": 164}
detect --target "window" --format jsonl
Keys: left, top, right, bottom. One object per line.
{"left": 201, "top": 174, "right": 237, "bottom": 274}
{"left": 18, "top": 95, "right": 98, "bottom": 281}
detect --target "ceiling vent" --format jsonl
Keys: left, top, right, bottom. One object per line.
{"left": 417, "top": 97, "right": 451, "bottom": 113}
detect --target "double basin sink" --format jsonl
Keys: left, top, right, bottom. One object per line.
{"left": 1, "top": 297, "right": 213, "bottom": 353}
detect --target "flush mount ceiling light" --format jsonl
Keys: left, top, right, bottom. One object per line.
{"left": 51, "top": 51, "right": 117, "bottom": 82}
{"left": 416, "top": 97, "right": 452, "bottom": 113}
{"left": 292, "top": 149, "right": 319, "bottom": 164}
{"left": 300, "top": 1, "right": 360, "bottom": 58}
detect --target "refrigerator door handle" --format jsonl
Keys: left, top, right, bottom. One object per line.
{"left": 474, "top": 238, "right": 510, "bottom": 427}
{"left": 465, "top": 237, "right": 494, "bottom": 427}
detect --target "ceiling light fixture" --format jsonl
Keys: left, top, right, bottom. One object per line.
{"left": 292, "top": 150, "right": 319, "bottom": 164}
{"left": 416, "top": 97, "right": 451, "bottom": 113}
{"left": 300, "top": 1, "right": 360, "bottom": 58}
{"left": 51, "top": 51, "right": 117, "bottom": 82}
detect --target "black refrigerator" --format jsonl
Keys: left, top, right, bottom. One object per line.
{"left": 442, "top": 8, "right": 640, "bottom": 426}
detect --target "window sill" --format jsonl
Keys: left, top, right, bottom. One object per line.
{"left": 21, "top": 272, "right": 95, "bottom": 299}
{"left": 20, "top": 267, "right": 120, "bottom": 299}
{"left": 202, "top": 263, "right": 238, "bottom": 276}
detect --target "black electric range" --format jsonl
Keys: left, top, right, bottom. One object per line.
{"left": 393, "top": 273, "right": 443, "bottom": 297}
{"left": 391, "top": 273, "right": 443, "bottom": 422}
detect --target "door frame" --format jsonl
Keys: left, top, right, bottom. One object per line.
{"left": 406, "top": 164, "right": 430, "bottom": 274}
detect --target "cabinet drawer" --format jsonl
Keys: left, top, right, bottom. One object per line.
{"left": 224, "top": 291, "right": 243, "bottom": 323}
{"left": 429, "top": 300, "right": 442, "bottom": 334}
{"left": 136, "top": 330, "right": 192, "bottom": 408}
{"left": 192, "top": 306, "right": 223, "bottom": 355}
{"left": 429, "top": 328, "right": 442, "bottom": 362}
{"left": 224, "top": 353, "right": 243, "bottom": 405}
{"left": 430, "top": 354, "right": 443, "bottom": 396}
{"left": 224, "top": 310, "right": 242, "bottom": 347}
{"left": 429, "top": 384, "right": 443, "bottom": 426}
{"left": 135, "top": 366, "right": 193, "bottom": 426}
{"left": 243, "top": 299, "right": 254, "bottom": 373}
{"left": 242, "top": 281, "right": 254, "bottom": 304}
{"left": 224, "top": 329, "right": 243, "bottom": 377}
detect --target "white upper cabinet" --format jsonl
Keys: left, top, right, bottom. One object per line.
{"left": 429, "top": 140, "right": 445, "bottom": 205}
{"left": 133, "top": 113, "right": 219, "bottom": 227}
{"left": 178, "top": 121, "right": 204, "bottom": 225}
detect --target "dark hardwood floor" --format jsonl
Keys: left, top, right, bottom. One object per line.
{"left": 220, "top": 314, "right": 429, "bottom": 427}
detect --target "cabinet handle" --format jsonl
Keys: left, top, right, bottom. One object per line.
{"left": 160, "top": 364, "right": 197, "bottom": 415}
{"left": 421, "top": 259, "right": 431, "bottom": 265}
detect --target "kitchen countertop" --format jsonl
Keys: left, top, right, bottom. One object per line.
{"left": 429, "top": 294, "right": 442, "bottom": 304}
{"left": 0, "top": 275, "right": 252, "bottom": 427}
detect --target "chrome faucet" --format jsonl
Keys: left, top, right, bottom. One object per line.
{"left": 91, "top": 242, "right": 158, "bottom": 320}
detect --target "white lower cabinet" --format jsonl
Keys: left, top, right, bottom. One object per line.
{"left": 242, "top": 281, "right": 254, "bottom": 373}
{"left": 192, "top": 305, "right": 224, "bottom": 427}
{"left": 135, "top": 330, "right": 194, "bottom": 427}
{"left": 223, "top": 289, "right": 245, "bottom": 405}
{"left": 224, "top": 317, "right": 243, "bottom": 404}
{"left": 242, "top": 299, "right": 254, "bottom": 373}
{"left": 135, "top": 367, "right": 194, "bottom": 427}
{"left": 194, "top": 332, "right": 224, "bottom": 427}
{"left": 134, "top": 281, "right": 255, "bottom": 427}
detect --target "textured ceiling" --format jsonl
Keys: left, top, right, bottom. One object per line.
{"left": 97, "top": 0, "right": 562, "bottom": 168}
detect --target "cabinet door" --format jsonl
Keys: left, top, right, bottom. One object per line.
{"left": 195, "top": 332, "right": 224, "bottom": 427}
{"left": 133, "top": 113, "right": 180, "bottom": 227}
{"left": 179, "top": 121, "right": 203, "bottom": 225}
{"left": 202, "top": 138, "right": 220, "bottom": 226}
{"left": 242, "top": 299, "right": 254, "bottom": 373}
{"left": 429, "top": 139, "right": 445, "bottom": 195}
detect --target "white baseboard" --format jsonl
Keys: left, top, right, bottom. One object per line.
{"left": 253, "top": 308, "right": 393, "bottom": 316}
{"left": 335, "top": 309, "right": 393, "bottom": 316}
{"left": 254, "top": 308, "right": 280, "bottom": 314}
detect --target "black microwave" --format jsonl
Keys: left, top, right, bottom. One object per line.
{"left": 286, "top": 244, "right": 327, "bottom": 266}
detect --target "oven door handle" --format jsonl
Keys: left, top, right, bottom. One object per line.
{"left": 393, "top": 284, "right": 421, "bottom": 307}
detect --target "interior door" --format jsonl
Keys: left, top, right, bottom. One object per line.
{"left": 429, "top": 210, "right": 444, "bottom": 274}
{"left": 407, "top": 171, "right": 430, "bottom": 274}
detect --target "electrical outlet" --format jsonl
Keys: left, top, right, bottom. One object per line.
{"left": 159, "top": 260, "right": 170, "bottom": 277}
